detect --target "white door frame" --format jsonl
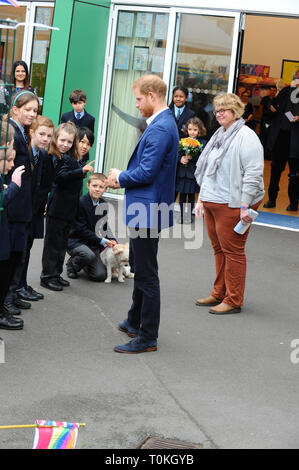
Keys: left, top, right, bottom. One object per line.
{"left": 19, "top": 1, "right": 54, "bottom": 68}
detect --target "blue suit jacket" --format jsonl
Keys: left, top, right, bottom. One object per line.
{"left": 119, "top": 108, "right": 179, "bottom": 230}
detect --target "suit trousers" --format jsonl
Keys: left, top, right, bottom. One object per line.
{"left": 268, "top": 129, "right": 299, "bottom": 205}
{"left": 127, "top": 228, "right": 160, "bottom": 341}
{"left": 41, "top": 216, "right": 72, "bottom": 280}
{"left": 67, "top": 244, "right": 106, "bottom": 282}
{"left": 203, "top": 201, "right": 261, "bottom": 307}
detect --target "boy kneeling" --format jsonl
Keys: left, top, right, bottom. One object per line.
{"left": 66, "top": 173, "right": 116, "bottom": 281}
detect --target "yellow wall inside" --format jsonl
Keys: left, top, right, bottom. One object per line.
{"left": 242, "top": 15, "right": 299, "bottom": 79}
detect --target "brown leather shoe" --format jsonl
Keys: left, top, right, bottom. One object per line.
{"left": 209, "top": 302, "right": 241, "bottom": 315}
{"left": 195, "top": 295, "right": 222, "bottom": 307}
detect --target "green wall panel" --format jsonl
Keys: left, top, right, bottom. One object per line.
{"left": 61, "top": 0, "right": 110, "bottom": 141}
{"left": 43, "top": 0, "right": 111, "bottom": 193}
{"left": 63, "top": 0, "right": 110, "bottom": 193}
{"left": 42, "top": 0, "right": 74, "bottom": 125}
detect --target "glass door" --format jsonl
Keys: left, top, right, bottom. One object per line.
{"left": 96, "top": 6, "right": 240, "bottom": 195}
{"left": 0, "top": 2, "right": 54, "bottom": 107}
{"left": 169, "top": 10, "right": 240, "bottom": 135}
{"left": 0, "top": 3, "right": 28, "bottom": 82}
{"left": 100, "top": 6, "right": 170, "bottom": 195}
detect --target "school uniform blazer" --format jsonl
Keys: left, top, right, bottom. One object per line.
{"left": 176, "top": 151, "right": 200, "bottom": 180}
{"left": 7, "top": 120, "right": 32, "bottom": 223}
{"left": 61, "top": 110, "right": 95, "bottom": 134}
{"left": 0, "top": 181, "right": 21, "bottom": 260}
{"left": 46, "top": 154, "right": 85, "bottom": 222}
{"left": 118, "top": 108, "right": 179, "bottom": 231}
{"left": 67, "top": 193, "right": 116, "bottom": 251}
{"left": 31, "top": 150, "right": 54, "bottom": 216}
{"left": 176, "top": 138, "right": 207, "bottom": 180}
{"left": 171, "top": 106, "right": 195, "bottom": 138}
{"left": 30, "top": 149, "right": 55, "bottom": 238}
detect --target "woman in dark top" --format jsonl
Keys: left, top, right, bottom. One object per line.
{"left": 5, "top": 61, "right": 35, "bottom": 112}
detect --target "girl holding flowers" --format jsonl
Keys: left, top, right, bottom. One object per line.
{"left": 175, "top": 117, "right": 207, "bottom": 223}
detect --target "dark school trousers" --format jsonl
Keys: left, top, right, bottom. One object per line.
{"left": 67, "top": 244, "right": 107, "bottom": 282}
{"left": 41, "top": 216, "right": 72, "bottom": 281}
{"left": 4, "top": 224, "right": 30, "bottom": 302}
{"left": 0, "top": 252, "right": 22, "bottom": 311}
{"left": 127, "top": 228, "right": 160, "bottom": 341}
{"left": 268, "top": 129, "right": 299, "bottom": 205}
{"left": 18, "top": 232, "right": 35, "bottom": 289}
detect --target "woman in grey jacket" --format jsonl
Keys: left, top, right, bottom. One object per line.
{"left": 194, "top": 93, "right": 264, "bottom": 314}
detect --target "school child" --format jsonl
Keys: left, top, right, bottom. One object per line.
{"left": 66, "top": 173, "right": 116, "bottom": 281}
{"left": 60, "top": 89, "right": 95, "bottom": 133}
{"left": 3, "top": 90, "right": 40, "bottom": 316}
{"left": 77, "top": 126, "right": 94, "bottom": 166}
{"left": 40, "top": 121, "right": 94, "bottom": 291}
{"left": 169, "top": 86, "right": 195, "bottom": 138}
{"left": 0, "top": 121, "right": 25, "bottom": 330}
{"left": 175, "top": 117, "right": 207, "bottom": 224}
{"left": 16, "top": 115, "right": 55, "bottom": 302}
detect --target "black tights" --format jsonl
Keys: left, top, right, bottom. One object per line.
{"left": 175, "top": 192, "right": 195, "bottom": 221}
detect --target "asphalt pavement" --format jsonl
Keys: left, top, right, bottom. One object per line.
{"left": 0, "top": 212, "right": 299, "bottom": 450}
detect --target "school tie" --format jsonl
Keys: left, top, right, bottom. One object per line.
{"left": 176, "top": 108, "right": 181, "bottom": 121}
{"left": 23, "top": 131, "right": 28, "bottom": 145}
{"left": 76, "top": 113, "right": 81, "bottom": 120}
{"left": 33, "top": 150, "right": 39, "bottom": 166}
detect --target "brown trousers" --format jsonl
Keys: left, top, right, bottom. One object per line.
{"left": 203, "top": 201, "right": 261, "bottom": 307}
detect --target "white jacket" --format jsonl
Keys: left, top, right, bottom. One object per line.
{"left": 200, "top": 125, "right": 265, "bottom": 207}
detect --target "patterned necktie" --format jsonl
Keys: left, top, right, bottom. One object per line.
{"left": 76, "top": 113, "right": 81, "bottom": 120}
{"left": 33, "top": 150, "right": 39, "bottom": 166}
{"left": 176, "top": 108, "right": 181, "bottom": 120}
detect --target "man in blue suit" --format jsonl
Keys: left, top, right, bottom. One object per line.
{"left": 108, "top": 74, "right": 179, "bottom": 354}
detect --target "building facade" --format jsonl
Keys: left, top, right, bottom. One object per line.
{"left": 3, "top": 0, "right": 299, "bottom": 204}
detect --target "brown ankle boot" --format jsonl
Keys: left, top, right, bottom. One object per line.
{"left": 195, "top": 295, "right": 222, "bottom": 307}
{"left": 209, "top": 302, "right": 241, "bottom": 315}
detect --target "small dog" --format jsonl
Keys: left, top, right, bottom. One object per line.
{"left": 100, "top": 243, "right": 134, "bottom": 283}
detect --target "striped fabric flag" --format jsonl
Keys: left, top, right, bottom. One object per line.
{"left": 0, "top": 0, "right": 20, "bottom": 6}
{"left": 33, "top": 420, "right": 80, "bottom": 449}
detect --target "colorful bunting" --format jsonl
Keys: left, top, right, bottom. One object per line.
{"left": 0, "top": 0, "right": 20, "bottom": 7}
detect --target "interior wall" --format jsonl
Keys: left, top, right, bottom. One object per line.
{"left": 241, "top": 15, "right": 299, "bottom": 79}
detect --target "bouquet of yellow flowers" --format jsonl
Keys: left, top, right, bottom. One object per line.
{"left": 178, "top": 137, "right": 202, "bottom": 165}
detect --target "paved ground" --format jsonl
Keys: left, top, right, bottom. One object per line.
{"left": 0, "top": 212, "right": 299, "bottom": 449}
